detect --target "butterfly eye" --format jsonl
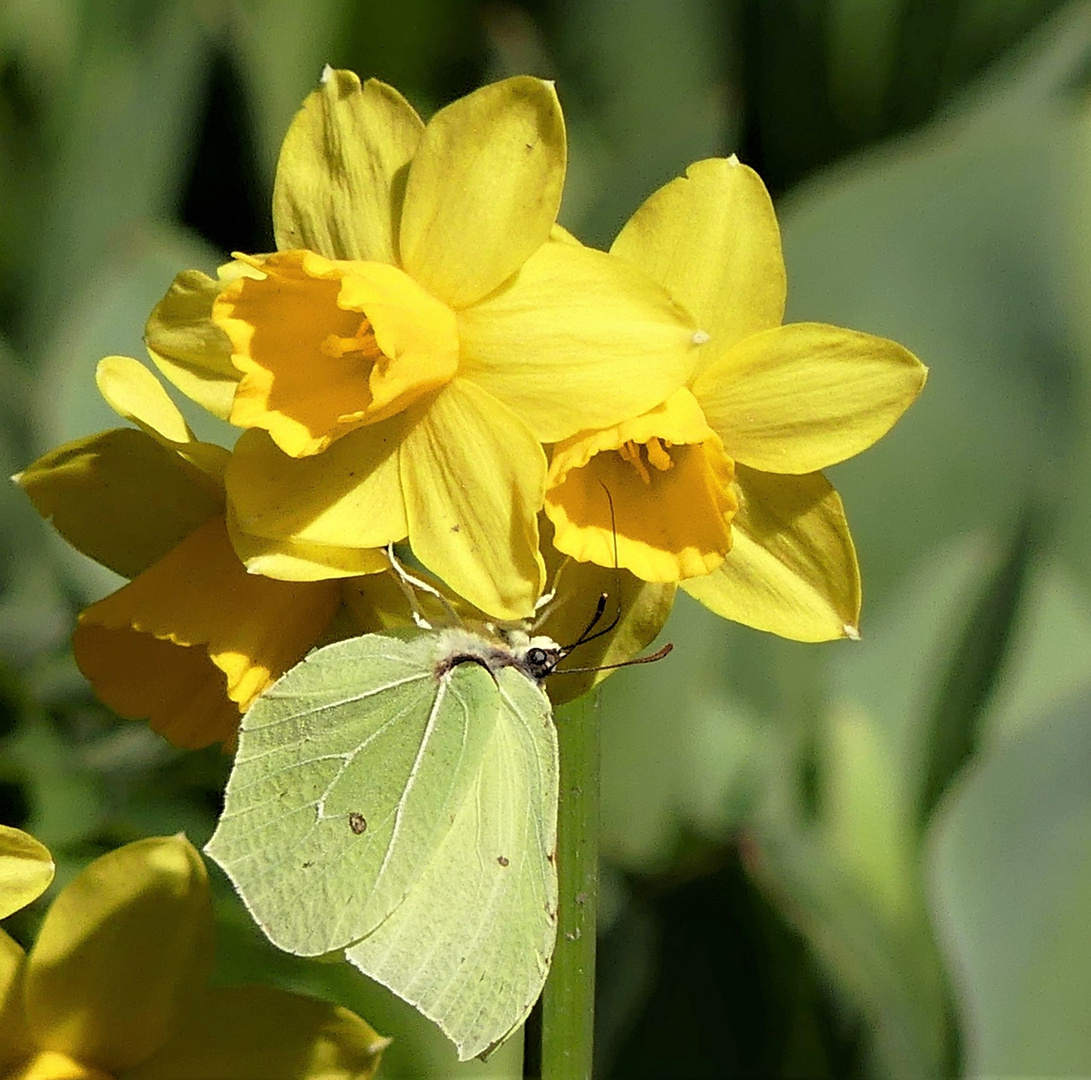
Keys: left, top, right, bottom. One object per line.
{"left": 527, "top": 647, "right": 548, "bottom": 666}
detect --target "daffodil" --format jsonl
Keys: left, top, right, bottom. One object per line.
{"left": 0, "top": 832, "right": 387, "bottom": 1080}
{"left": 146, "top": 68, "right": 700, "bottom": 621}
{"left": 14, "top": 357, "right": 371, "bottom": 749}
{"left": 544, "top": 157, "right": 927, "bottom": 641}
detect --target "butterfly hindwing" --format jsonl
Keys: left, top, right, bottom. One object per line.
{"left": 346, "top": 661, "right": 559, "bottom": 1059}
{"left": 206, "top": 632, "right": 502, "bottom": 956}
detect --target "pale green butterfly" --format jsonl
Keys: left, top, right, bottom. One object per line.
{"left": 205, "top": 576, "right": 585, "bottom": 1060}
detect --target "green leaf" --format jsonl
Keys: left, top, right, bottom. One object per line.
{"left": 206, "top": 629, "right": 559, "bottom": 1062}
{"left": 928, "top": 687, "right": 1091, "bottom": 1076}
{"left": 918, "top": 516, "right": 1037, "bottom": 820}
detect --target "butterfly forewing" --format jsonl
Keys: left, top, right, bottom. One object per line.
{"left": 345, "top": 661, "right": 559, "bottom": 1060}
{"left": 206, "top": 632, "right": 502, "bottom": 956}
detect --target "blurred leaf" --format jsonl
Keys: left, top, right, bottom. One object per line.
{"left": 753, "top": 689, "right": 953, "bottom": 1080}
{"left": 599, "top": 595, "right": 775, "bottom": 873}
{"left": 23, "top": 0, "right": 212, "bottom": 357}
{"left": 554, "top": 0, "right": 735, "bottom": 246}
{"left": 751, "top": 817, "right": 949, "bottom": 1080}
{"left": 4, "top": 711, "right": 103, "bottom": 850}
{"left": 229, "top": 0, "right": 351, "bottom": 187}
{"left": 918, "top": 516, "right": 1036, "bottom": 820}
{"left": 983, "top": 553, "right": 1091, "bottom": 744}
{"left": 928, "top": 687, "right": 1091, "bottom": 1076}
{"left": 830, "top": 533, "right": 995, "bottom": 796}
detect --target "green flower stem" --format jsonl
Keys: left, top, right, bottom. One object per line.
{"left": 541, "top": 692, "right": 599, "bottom": 1080}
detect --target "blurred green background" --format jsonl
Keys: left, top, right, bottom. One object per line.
{"left": 3, "top": 1, "right": 1091, "bottom": 1077}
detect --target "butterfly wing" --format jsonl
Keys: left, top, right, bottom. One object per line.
{"left": 345, "top": 662, "right": 559, "bottom": 1060}
{"left": 205, "top": 631, "right": 501, "bottom": 956}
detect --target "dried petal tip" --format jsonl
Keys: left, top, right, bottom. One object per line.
{"left": 843, "top": 623, "right": 861, "bottom": 641}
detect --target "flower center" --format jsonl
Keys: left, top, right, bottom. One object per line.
{"left": 215, "top": 250, "right": 460, "bottom": 458}
{"left": 617, "top": 437, "right": 674, "bottom": 485}
{"left": 321, "top": 317, "right": 385, "bottom": 366}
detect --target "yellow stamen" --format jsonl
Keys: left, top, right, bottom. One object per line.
{"left": 617, "top": 438, "right": 675, "bottom": 485}
{"left": 321, "top": 318, "right": 385, "bottom": 364}
{"left": 644, "top": 436, "right": 674, "bottom": 473}
{"left": 618, "top": 440, "right": 651, "bottom": 484}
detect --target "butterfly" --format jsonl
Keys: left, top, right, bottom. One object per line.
{"left": 206, "top": 541, "right": 670, "bottom": 1059}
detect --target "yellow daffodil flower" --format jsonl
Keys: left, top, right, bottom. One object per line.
{"left": 544, "top": 157, "right": 927, "bottom": 641}
{"left": 146, "top": 68, "right": 700, "bottom": 621}
{"left": 0, "top": 833, "right": 388, "bottom": 1079}
{"left": 14, "top": 357, "right": 375, "bottom": 749}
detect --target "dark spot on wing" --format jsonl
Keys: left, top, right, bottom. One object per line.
{"left": 497, "top": 855, "right": 509, "bottom": 867}
{"left": 348, "top": 811, "right": 367, "bottom": 834}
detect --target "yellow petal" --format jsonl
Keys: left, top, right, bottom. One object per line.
{"left": 126, "top": 984, "right": 389, "bottom": 1080}
{"left": 400, "top": 76, "right": 565, "bottom": 308}
{"left": 6, "top": 1050, "right": 113, "bottom": 1080}
{"left": 459, "top": 238, "right": 700, "bottom": 442}
{"left": 96, "top": 356, "right": 192, "bottom": 444}
{"left": 692, "top": 322, "right": 927, "bottom": 473}
{"left": 226, "top": 508, "right": 389, "bottom": 582}
{"left": 611, "top": 157, "right": 786, "bottom": 358}
{"left": 399, "top": 378, "right": 546, "bottom": 620}
{"left": 73, "top": 517, "right": 341, "bottom": 749}
{"left": 681, "top": 465, "right": 860, "bottom": 641}
{"left": 218, "top": 252, "right": 458, "bottom": 456}
{"left": 0, "top": 826, "right": 54, "bottom": 919}
{"left": 94, "top": 357, "right": 228, "bottom": 482}
{"left": 25, "top": 837, "right": 213, "bottom": 1074}
{"left": 546, "top": 389, "right": 736, "bottom": 582}
{"left": 145, "top": 270, "right": 239, "bottom": 421}
{"left": 226, "top": 424, "right": 407, "bottom": 552}
{"left": 273, "top": 69, "right": 423, "bottom": 264}
{"left": 0, "top": 930, "right": 33, "bottom": 1073}
{"left": 15, "top": 429, "right": 224, "bottom": 579}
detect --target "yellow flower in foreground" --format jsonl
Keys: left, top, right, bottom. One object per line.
{"left": 0, "top": 834, "right": 387, "bottom": 1080}
{"left": 0, "top": 827, "right": 54, "bottom": 922}
{"left": 146, "top": 68, "right": 700, "bottom": 620}
{"left": 545, "top": 157, "right": 927, "bottom": 641}
{"left": 15, "top": 357, "right": 360, "bottom": 749}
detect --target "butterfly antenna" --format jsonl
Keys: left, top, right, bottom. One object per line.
{"left": 385, "top": 543, "right": 460, "bottom": 629}
{"left": 556, "top": 641, "right": 674, "bottom": 676}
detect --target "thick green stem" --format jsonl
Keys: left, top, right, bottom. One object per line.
{"left": 540, "top": 692, "right": 599, "bottom": 1080}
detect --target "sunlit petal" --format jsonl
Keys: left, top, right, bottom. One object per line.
{"left": 692, "top": 322, "right": 927, "bottom": 473}
{"left": 459, "top": 239, "right": 700, "bottom": 441}
{"left": 273, "top": 68, "right": 424, "bottom": 264}
{"left": 611, "top": 157, "right": 785, "bottom": 358}
{"left": 400, "top": 77, "right": 565, "bottom": 308}
{"left": 226, "top": 508, "right": 389, "bottom": 582}
{"left": 681, "top": 465, "right": 860, "bottom": 641}
{"left": 73, "top": 517, "right": 341, "bottom": 749}
{"left": 226, "top": 425, "right": 407, "bottom": 552}
{"left": 14, "top": 429, "right": 224, "bottom": 580}
{"left": 0, "top": 930, "right": 32, "bottom": 1073}
{"left": 399, "top": 379, "right": 546, "bottom": 620}
{"left": 25, "top": 837, "right": 213, "bottom": 1073}
{"left": 0, "top": 827, "right": 54, "bottom": 920}
{"left": 144, "top": 270, "right": 239, "bottom": 420}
